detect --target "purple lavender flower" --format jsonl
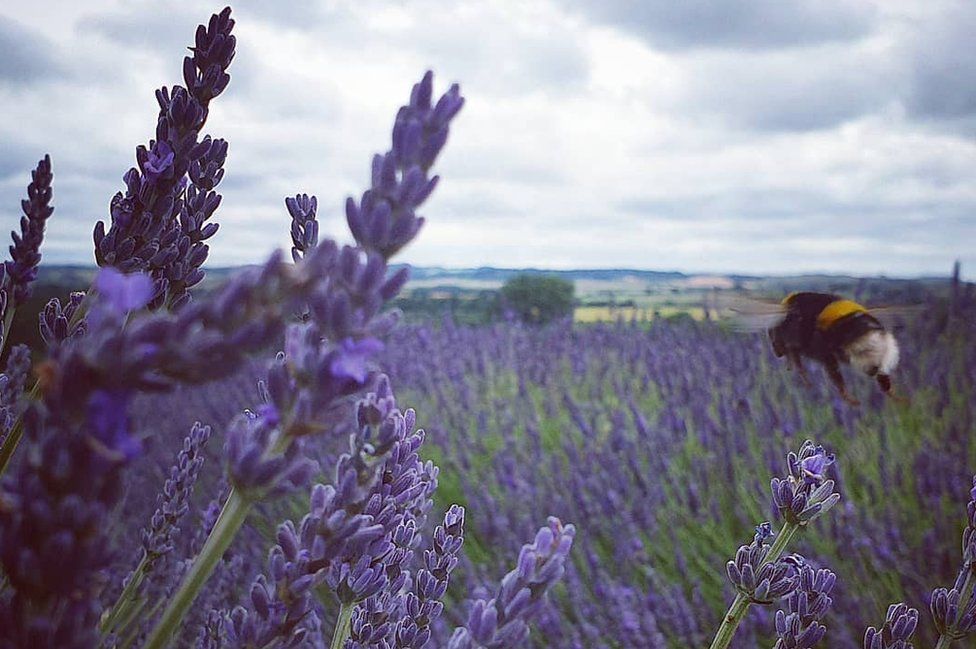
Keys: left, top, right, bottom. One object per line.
{"left": 773, "top": 563, "right": 835, "bottom": 649}
{"left": 5, "top": 155, "right": 53, "bottom": 307}
{"left": 726, "top": 523, "right": 799, "bottom": 604}
{"left": 0, "top": 408, "right": 127, "bottom": 647}
{"left": 222, "top": 520, "right": 325, "bottom": 648}
{"left": 346, "top": 71, "right": 464, "bottom": 259}
{"left": 95, "top": 267, "right": 155, "bottom": 315}
{"left": 863, "top": 604, "right": 919, "bottom": 649}
{"left": 448, "top": 517, "right": 576, "bottom": 649}
{"left": 286, "top": 193, "right": 318, "bottom": 262}
{"left": 331, "top": 337, "right": 386, "bottom": 385}
{"left": 930, "top": 475, "right": 976, "bottom": 644}
{"left": 225, "top": 405, "right": 316, "bottom": 498}
{"left": 93, "top": 7, "right": 235, "bottom": 308}
{"left": 101, "top": 423, "right": 213, "bottom": 638}
{"left": 141, "top": 422, "right": 213, "bottom": 569}
{"left": 225, "top": 380, "right": 413, "bottom": 646}
{"left": 931, "top": 584, "right": 976, "bottom": 643}
{"left": 144, "top": 141, "right": 176, "bottom": 180}
{"left": 155, "top": 135, "right": 228, "bottom": 309}
{"left": 393, "top": 505, "right": 465, "bottom": 647}
{"left": 771, "top": 440, "right": 840, "bottom": 525}
{"left": 39, "top": 291, "right": 87, "bottom": 349}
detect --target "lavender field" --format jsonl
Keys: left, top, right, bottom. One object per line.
{"left": 1, "top": 4, "right": 975, "bottom": 649}
{"left": 113, "top": 287, "right": 976, "bottom": 648}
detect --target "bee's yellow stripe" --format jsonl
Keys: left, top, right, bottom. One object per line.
{"left": 816, "top": 299, "right": 867, "bottom": 330}
{"left": 781, "top": 292, "right": 799, "bottom": 306}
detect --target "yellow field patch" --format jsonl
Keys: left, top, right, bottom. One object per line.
{"left": 574, "top": 305, "right": 705, "bottom": 323}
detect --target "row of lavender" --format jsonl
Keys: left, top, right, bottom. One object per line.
{"left": 373, "top": 291, "right": 975, "bottom": 647}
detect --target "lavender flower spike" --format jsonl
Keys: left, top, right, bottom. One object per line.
{"left": 6, "top": 154, "right": 54, "bottom": 308}
{"left": 773, "top": 563, "right": 836, "bottom": 649}
{"left": 448, "top": 517, "right": 576, "bottom": 649}
{"left": 346, "top": 70, "right": 464, "bottom": 259}
{"left": 725, "top": 523, "right": 799, "bottom": 605}
{"left": 391, "top": 505, "right": 465, "bottom": 648}
{"left": 931, "top": 474, "right": 976, "bottom": 647}
{"left": 863, "top": 603, "right": 919, "bottom": 649}
{"left": 93, "top": 7, "right": 235, "bottom": 309}
{"left": 101, "top": 423, "right": 213, "bottom": 637}
{"left": 286, "top": 193, "right": 318, "bottom": 262}
{"left": 771, "top": 440, "right": 840, "bottom": 525}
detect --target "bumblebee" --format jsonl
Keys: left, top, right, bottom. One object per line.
{"left": 729, "top": 292, "right": 906, "bottom": 405}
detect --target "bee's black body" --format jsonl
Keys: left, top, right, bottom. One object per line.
{"left": 768, "top": 292, "right": 896, "bottom": 404}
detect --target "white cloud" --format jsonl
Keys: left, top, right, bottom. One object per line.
{"left": 0, "top": 0, "right": 972, "bottom": 278}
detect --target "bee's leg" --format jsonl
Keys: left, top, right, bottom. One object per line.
{"left": 788, "top": 351, "right": 812, "bottom": 387}
{"left": 824, "top": 358, "right": 859, "bottom": 406}
{"left": 877, "top": 373, "right": 909, "bottom": 404}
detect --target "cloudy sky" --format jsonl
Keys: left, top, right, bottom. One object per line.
{"left": 0, "top": 0, "right": 973, "bottom": 277}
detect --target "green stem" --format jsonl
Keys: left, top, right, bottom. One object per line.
{"left": 143, "top": 488, "right": 252, "bottom": 649}
{"left": 1, "top": 304, "right": 17, "bottom": 358}
{"left": 708, "top": 522, "right": 800, "bottom": 649}
{"left": 935, "top": 568, "right": 976, "bottom": 649}
{"left": 330, "top": 602, "right": 356, "bottom": 649}
{"left": 0, "top": 381, "right": 36, "bottom": 477}
{"left": 99, "top": 556, "right": 148, "bottom": 635}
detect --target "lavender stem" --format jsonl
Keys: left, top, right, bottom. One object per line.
{"left": 143, "top": 488, "right": 251, "bottom": 649}
{"left": 0, "top": 381, "right": 36, "bottom": 476}
{"left": 935, "top": 568, "right": 976, "bottom": 649}
{"left": 709, "top": 521, "right": 800, "bottom": 649}
{"left": 0, "top": 305, "right": 17, "bottom": 357}
{"left": 100, "top": 555, "right": 149, "bottom": 634}
{"left": 330, "top": 602, "right": 356, "bottom": 649}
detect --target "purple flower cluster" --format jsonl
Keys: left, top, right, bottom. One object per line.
{"left": 93, "top": 7, "right": 234, "bottom": 309}
{"left": 726, "top": 523, "right": 799, "bottom": 604}
{"left": 221, "top": 378, "right": 455, "bottom": 648}
{"left": 346, "top": 71, "right": 463, "bottom": 260}
{"left": 5, "top": 155, "right": 53, "bottom": 308}
{"left": 771, "top": 441, "right": 840, "bottom": 525}
{"left": 286, "top": 194, "right": 318, "bottom": 262}
{"left": 863, "top": 604, "right": 919, "bottom": 649}
{"left": 142, "top": 422, "right": 214, "bottom": 572}
{"left": 448, "top": 517, "right": 576, "bottom": 649}
{"left": 39, "top": 291, "right": 87, "bottom": 349}
{"left": 773, "top": 565, "right": 836, "bottom": 649}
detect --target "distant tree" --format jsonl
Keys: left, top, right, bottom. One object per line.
{"left": 500, "top": 274, "right": 575, "bottom": 324}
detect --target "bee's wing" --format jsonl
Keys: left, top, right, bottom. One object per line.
{"left": 716, "top": 295, "right": 786, "bottom": 332}
{"left": 866, "top": 304, "right": 923, "bottom": 328}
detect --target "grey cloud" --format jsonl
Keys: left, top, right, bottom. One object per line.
{"left": 409, "top": 21, "right": 589, "bottom": 95}
{"left": 903, "top": 4, "right": 976, "bottom": 123}
{"left": 75, "top": 5, "right": 200, "bottom": 54}
{"left": 559, "top": 0, "right": 877, "bottom": 51}
{"left": 615, "top": 189, "right": 976, "bottom": 251}
{"left": 0, "top": 17, "right": 66, "bottom": 82}
{"left": 677, "top": 45, "right": 896, "bottom": 132}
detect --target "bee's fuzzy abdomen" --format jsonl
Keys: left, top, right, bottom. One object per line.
{"left": 844, "top": 329, "right": 900, "bottom": 376}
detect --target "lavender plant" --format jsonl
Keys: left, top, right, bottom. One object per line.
{"left": 710, "top": 441, "right": 839, "bottom": 649}
{"left": 930, "top": 475, "right": 976, "bottom": 648}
